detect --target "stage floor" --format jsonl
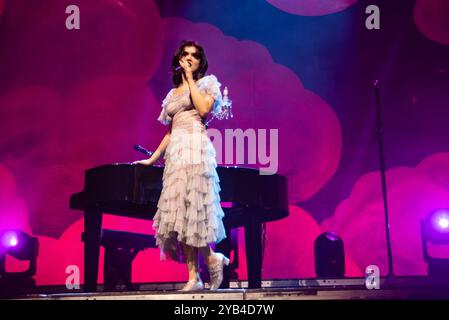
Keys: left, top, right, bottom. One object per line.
{"left": 16, "top": 287, "right": 449, "bottom": 300}
{"left": 4, "top": 277, "right": 449, "bottom": 300}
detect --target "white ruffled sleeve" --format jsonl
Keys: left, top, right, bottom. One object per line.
{"left": 157, "top": 90, "right": 173, "bottom": 125}
{"left": 197, "top": 74, "right": 224, "bottom": 116}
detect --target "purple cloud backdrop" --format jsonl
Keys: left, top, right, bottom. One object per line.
{"left": 0, "top": 0, "right": 165, "bottom": 236}
{"left": 1, "top": 0, "right": 448, "bottom": 285}
{"left": 322, "top": 153, "right": 449, "bottom": 276}
{"left": 0, "top": 164, "right": 31, "bottom": 233}
{"left": 0, "top": 0, "right": 163, "bottom": 92}
{"left": 0, "top": 0, "right": 342, "bottom": 284}
{"left": 152, "top": 17, "right": 342, "bottom": 203}
{"left": 1, "top": 6, "right": 343, "bottom": 240}
{"left": 266, "top": 0, "right": 359, "bottom": 16}
{"left": 414, "top": 0, "right": 449, "bottom": 45}
{"left": 0, "top": 0, "right": 4, "bottom": 20}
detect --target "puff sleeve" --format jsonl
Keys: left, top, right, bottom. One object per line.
{"left": 197, "top": 74, "right": 224, "bottom": 116}
{"left": 157, "top": 90, "right": 173, "bottom": 125}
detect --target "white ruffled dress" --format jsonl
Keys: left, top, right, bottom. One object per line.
{"left": 153, "top": 74, "right": 227, "bottom": 261}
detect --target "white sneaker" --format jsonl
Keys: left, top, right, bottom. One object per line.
{"left": 179, "top": 279, "right": 204, "bottom": 291}
{"left": 208, "top": 253, "right": 230, "bottom": 290}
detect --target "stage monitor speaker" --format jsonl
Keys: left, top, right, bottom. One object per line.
{"left": 314, "top": 231, "right": 345, "bottom": 278}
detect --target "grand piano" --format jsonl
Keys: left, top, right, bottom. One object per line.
{"left": 70, "top": 163, "right": 288, "bottom": 292}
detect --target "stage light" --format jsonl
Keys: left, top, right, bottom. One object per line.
{"left": 439, "top": 217, "right": 449, "bottom": 229}
{"left": 421, "top": 209, "right": 449, "bottom": 277}
{"left": 1, "top": 230, "right": 19, "bottom": 248}
{"left": 9, "top": 237, "right": 18, "bottom": 247}
{"left": 0, "top": 229, "right": 39, "bottom": 295}
{"left": 433, "top": 212, "right": 449, "bottom": 230}
{"left": 314, "top": 231, "right": 345, "bottom": 278}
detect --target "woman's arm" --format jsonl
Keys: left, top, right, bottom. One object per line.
{"left": 179, "top": 60, "right": 214, "bottom": 118}
{"left": 133, "top": 125, "right": 171, "bottom": 165}
{"left": 188, "top": 77, "right": 214, "bottom": 118}
{"left": 155, "top": 129, "right": 171, "bottom": 159}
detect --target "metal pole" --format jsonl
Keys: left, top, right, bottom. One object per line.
{"left": 374, "top": 80, "right": 394, "bottom": 278}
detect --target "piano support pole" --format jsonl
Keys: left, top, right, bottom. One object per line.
{"left": 83, "top": 209, "right": 103, "bottom": 292}
{"left": 244, "top": 215, "right": 263, "bottom": 289}
{"left": 217, "top": 216, "right": 263, "bottom": 289}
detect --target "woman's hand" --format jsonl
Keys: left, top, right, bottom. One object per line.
{"left": 179, "top": 59, "right": 193, "bottom": 81}
{"left": 133, "top": 150, "right": 162, "bottom": 166}
{"left": 132, "top": 158, "right": 156, "bottom": 166}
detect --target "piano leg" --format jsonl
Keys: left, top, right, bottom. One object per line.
{"left": 244, "top": 217, "right": 262, "bottom": 289}
{"left": 83, "top": 209, "right": 102, "bottom": 292}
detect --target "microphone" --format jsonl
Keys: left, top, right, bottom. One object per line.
{"left": 175, "top": 61, "right": 191, "bottom": 72}
{"left": 134, "top": 144, "right": 153, "bottom": 157}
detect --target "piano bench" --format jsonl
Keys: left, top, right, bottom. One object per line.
{"left": 100, "top": 229, "right": 157, "bottom": 291}
{"left": 100, "top": 229, "right": 157, "bottom": 250}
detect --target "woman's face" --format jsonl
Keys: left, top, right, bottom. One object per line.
{"left": 180, "top": 46, "right": 201, "bottom": 72}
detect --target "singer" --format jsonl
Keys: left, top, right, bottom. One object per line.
{"left": 133, "top": 40, "right": 229, "bottom": 291}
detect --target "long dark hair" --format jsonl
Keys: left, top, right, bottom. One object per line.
{"left": 171, "top": 40, "right": 208, "bottom": 87}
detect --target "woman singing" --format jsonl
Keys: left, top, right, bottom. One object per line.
{"left": 133, "top": 40, "right": 229, "bottom": 291}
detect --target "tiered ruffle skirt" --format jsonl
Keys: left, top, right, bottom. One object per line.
{"left": 153, "top": 130, "right": 226, "bottom": 261}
